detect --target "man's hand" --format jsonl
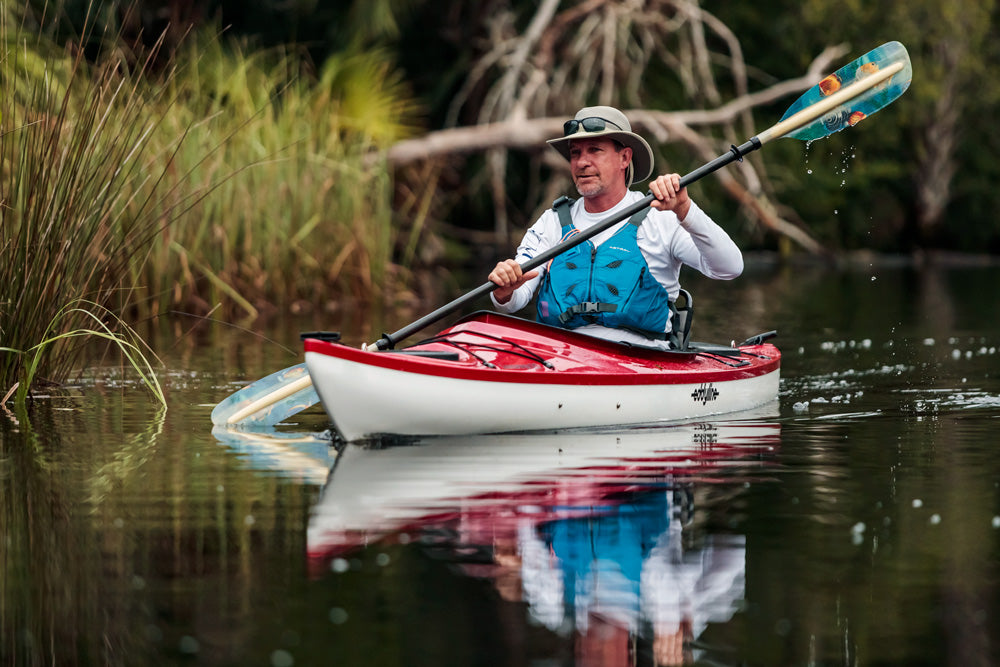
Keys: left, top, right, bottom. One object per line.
{"left": 649, "top": 173, "right": 691, "bottom": 220}
{"left": 488, "top": 259, "right": 539, "bottom": 304}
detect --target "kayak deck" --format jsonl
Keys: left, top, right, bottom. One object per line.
{"left": 306, "top": 311, "right": 779, "bottom": 386}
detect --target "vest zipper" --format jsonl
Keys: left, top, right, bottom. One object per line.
{"left": 588, "top": 243, "right": 598, "bottom": 306}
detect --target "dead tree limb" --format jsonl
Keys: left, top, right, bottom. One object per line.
{"left": 386, "top": 45, "right": 847, "bottom": 162}
{"left": 388, "top": 0, "right": 851, "bottom": 255}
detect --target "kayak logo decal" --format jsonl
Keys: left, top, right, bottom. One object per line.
{"left": 691, "top": 383, "right": 719, "bottom": 404}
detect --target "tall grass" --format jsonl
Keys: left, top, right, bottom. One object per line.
{"left": 133, "top": 37, "right": 418, "bottom": 321}
{"left": 1, "top": 2, "right": 419, "bottom": 398}
{"left": 0, "top": 5, "right": 193, "bottom": 397}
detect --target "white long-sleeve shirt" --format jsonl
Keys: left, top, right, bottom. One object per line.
{"left": 490, "top": 191, "right": 743, "bottom": 345}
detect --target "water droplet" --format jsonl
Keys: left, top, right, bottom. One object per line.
{"left": 271, "top": 649, "right": 295, "bottom": 667}
{"left": 145, "top": 624, "right": 163, "bottom": 642}
{"left": 912, "top": 499, "right": 923, "bottom": 508}
{"left": 179, "top": 636, "right": 200, "bottom": 654}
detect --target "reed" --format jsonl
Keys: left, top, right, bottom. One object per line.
{"left": 0, "top": 5, "right": 193, "bottom": 398}
{"left": 1, "top": 3, "right": 419, "bottom": 398}
{"left": 130, "top": 38, "right": 418, "bottom": 321}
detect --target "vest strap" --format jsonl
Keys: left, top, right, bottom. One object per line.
{"left": 552, "top": 196, "right": 651, "bottom": 230}
{"left": 553, "top": 196, "right": 574, "bottom": 228}
{"left": 558, "top": 301, "right": 618, "bottom": 325}
{"left": 626, "top": 206, "right": 651, "bottom": 227}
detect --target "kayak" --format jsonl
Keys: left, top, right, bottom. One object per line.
{"left": 304, "top": 311, "right": 780, "bottom": 441}
{"left": 303, "top": 311, "right": 780, "bottom": 441}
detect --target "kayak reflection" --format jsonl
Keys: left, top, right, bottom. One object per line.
{"left": 308, "top": 412, "right": 780, "bottom": 664}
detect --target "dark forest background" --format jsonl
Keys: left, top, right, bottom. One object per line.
{"left": 26, "top": 0, "right": 1000, "bottom": 255}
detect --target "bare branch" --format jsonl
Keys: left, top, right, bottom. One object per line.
{"left": 386, "top": 45, "right": 848, "bottom": 163}
{"left": 396, "top": 0, "right": 852, "bottom": 254}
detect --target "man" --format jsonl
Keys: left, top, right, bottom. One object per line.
{"left": 488, "top": 106, "right": 743, "bottom": 348}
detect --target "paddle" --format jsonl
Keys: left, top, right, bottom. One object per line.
{"left": 212, "top": 41, "right": 911, "bottom": 428}
{"left": 211, "top": 362, "right": 318, "bottom": 427}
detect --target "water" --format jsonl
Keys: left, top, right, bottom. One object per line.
{"left": 2, "top": 261, "right": 999, "bottom": 666}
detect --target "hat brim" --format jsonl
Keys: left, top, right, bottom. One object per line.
{"left": 546, "top": 129, "right": 654, "bottom": 184}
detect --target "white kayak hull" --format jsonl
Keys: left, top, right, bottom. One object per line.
{"left": 305, "top": 348, "right": 780, "bottom": 441}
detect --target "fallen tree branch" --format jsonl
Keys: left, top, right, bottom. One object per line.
{"left": 385, "top": 45, "right": 848, "bottom": 164}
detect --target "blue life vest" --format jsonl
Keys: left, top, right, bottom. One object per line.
{"left": 536, "top": 197, "right": 673, "bottom": 339}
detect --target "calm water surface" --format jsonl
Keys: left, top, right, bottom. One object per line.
{"left": 2, "top": 262, "right": 999, "bottom": 666}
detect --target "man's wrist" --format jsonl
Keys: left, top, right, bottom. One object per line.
{"left": 675, "top": 198, "right": 692, "bottom": 222}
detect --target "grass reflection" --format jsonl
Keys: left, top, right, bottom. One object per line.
{"left": 0, "top": 393, "right": 319, "bottom": 665}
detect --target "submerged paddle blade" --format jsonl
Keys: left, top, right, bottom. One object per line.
{"left": 780, "top": 41, "right": 912, "bottom": 141}
{"left": 211, "top": 362, "right": 320, "bottom": 427}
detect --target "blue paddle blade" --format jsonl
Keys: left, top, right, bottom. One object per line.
{"left": 780, "top": 41, "right": 913, "bottom": 141}
{"left": 211, "top": 362, "right": 320, "bottom": 427}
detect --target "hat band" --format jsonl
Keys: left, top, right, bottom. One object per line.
{"left": 563, "top": 116, "right": 624, "bottom": 136}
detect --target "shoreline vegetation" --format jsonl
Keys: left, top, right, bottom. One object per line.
{"left": 1, "top": 4, "right": 416, "bottom": 396}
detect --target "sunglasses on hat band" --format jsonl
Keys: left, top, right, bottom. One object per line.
{"left": 563, "top": 116, "right": 624, "bottom": 136}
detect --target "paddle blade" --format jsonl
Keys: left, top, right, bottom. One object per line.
{"left": 780, "top": 41, "right": 912, "bottom": 141}
{"left": 211, "top": 362, "right": 320, "bottom": 427}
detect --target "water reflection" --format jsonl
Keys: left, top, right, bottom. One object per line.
{"left": 0, "top": 400, "right": 169, "bottom": 664}
{"left": 308, "top": 415, "right": 779, "bottom": 665}
{"left": 211, "top": 425, "right": 336, "bottom": 485}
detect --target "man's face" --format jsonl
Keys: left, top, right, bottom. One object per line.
{"left": 568, "top": 137, "right": 631, "bottom": 199}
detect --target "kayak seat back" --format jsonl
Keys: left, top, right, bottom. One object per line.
{"left": 669, "top": 289, "right": 693, "bottom": 350}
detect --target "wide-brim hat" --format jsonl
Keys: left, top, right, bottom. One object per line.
{"left": 546, "top": 106, "right": 654, "bottom": 185}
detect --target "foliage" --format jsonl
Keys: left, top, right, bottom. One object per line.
{"left": 0, "top": 5, "right": 189, "bottom": 398}
{"left": 0, "top": 301, "right": 165, "bottom": 406}
{"left": 131, "top": 35, "right": 418, "bottom": 320}
{"left": 1, "top": 0, "right": 421, "bottom": 397}
{"left": 29, "top": 0, "right": 999, "bottom": 259}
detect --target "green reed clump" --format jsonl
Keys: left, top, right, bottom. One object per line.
{"left": 0, "top": 6, "right": 198, "bottom": 397}
{"left": 131, "top": 37, "right": 419, "bottom": 321}
{"left": 1, "top": 3, "right": 419, "bottom": 397}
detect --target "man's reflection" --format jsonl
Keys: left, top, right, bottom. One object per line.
{"left": 462, "top": 486, "right": 744, "bottom": 666}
